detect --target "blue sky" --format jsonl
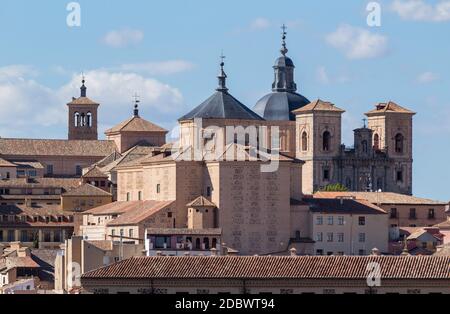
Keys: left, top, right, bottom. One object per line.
{"left": 0, "top": 0, "right": 449, "bottom": 200}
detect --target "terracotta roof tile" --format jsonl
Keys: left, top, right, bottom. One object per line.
{"left": 314, "top": 192, "right": 446, "bottom": 205}
{"left": 82, "top": 255, "right": 450, "bottom": 280}
{"left": 304, "top": 197, "right": 387, "bottom": 215}
{"left": 366, "top": 101, "right": 415, "bottom": 115}
{"left": 0, "top": 178, "right": 81, "bottom": 190}
{"left": 0, "top": 158, "right": 17, "bottom": 167}
{"left": 67, "top": 96, "right": 99, "bottom": 106}
{"left": 106, "top": 200, "right": 174, "bottom": 226}
{"left": 63, "top": 184, "right": 112, "bottom": 197}
{"left": 0, "top": 139, "right": 116, "bottom": 157}
{"left": 105, "top": 116, "right": 167, "bottom": 134}
{"left": 186, "top": 196, "right": 216, "bottom": 207}
{"left": 82, "top": 166, "right": 108, "bottom": 178}
{"left": 292, "top": 99, "right": 345, "bottom": 114}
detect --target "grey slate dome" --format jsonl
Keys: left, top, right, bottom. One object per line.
{"left": 254, "top": 91, "right": 310, "bottom": 121}
{"left": 179, "top": 57, "right": 264, "bottom": 121}
{"left": 252, "top": 25, "right": 310, "bottom": 121}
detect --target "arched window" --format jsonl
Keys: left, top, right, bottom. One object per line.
{"left": 361, "top": 140, "right": 368, "bottom": 153}
{"left": 376, "top": 178, "right": 383, "bottom": 191}
{"left": 395, "top": 133, "right": 404, "bottom": 153}
{"left": 74, "top": 112, "right": 80, "bottom": 127}
{"left": 195, "top": 238, "right": 201, "bottom": 249}
{"left": 345, "top": 177, "right": 352, "bottom": 190}
{"left": 80, "top": 113, "right": 86, "bottom": 127}
{"left": 323, "top": 131, "right": 331, "bottom": 151}
{"left": 295, "top": 230, "right": 301, "bottom": 240}
{"left": 301, "top": 132, "right": 308, "bottom": 151}
{"left": 212, "top": 238, "right": 217, "bottom": 249}
{"left": 373, "top": 134, "right": 380, "bottom": 150}
{"left": 203, "top": 238, "right": 210, "bottom": 250}
{"left": 86, "top": 112, "right": 92, "bottom": 127}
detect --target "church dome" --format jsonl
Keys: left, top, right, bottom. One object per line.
{"left": 254, "top": 91, "right": 310, "bottom": 121}
{"left": 252, "top": 25, "right": 310, "bottom": 121}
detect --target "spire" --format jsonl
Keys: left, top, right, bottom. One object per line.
{"left": 280, "top": 24, "right": 288, "bottom": 56}
{"left": 80, "top": 73, "right": 87, "bottom": 97}
{"left": 216, "top": 52, "right": 228, "bottom": 93}
{"left": 272, "top": 24, "right": 297, "bottom": 93}
{"left": 133, "top": 93, "right": 140, "bottom": 117}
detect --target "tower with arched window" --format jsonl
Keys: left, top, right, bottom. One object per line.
{"left": 67, "top": 77, "right": 100, "bottom": 140}
{"left": 365, "top": 101, "right": 415, "bottom": 194}
{"left": 293, "top": 99, "right": 345, "bottom": 194}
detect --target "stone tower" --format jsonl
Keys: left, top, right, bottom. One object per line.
{"left": 365, "top": 101, "right": 415, "bottom": 194}
{"left": 294, "top": 99, "right": 345, "bottom": 194}
{"left": 67, "top": 77, "right": 99, "bottom": 140}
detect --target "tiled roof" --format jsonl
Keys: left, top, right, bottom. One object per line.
{"left": 84, "top": 201, "right": 139, "bottom": 215}
{"left": 0, "top": 158, "right": 17, "bottom": 167}
{"left": 304, "top": 197, "right": 387, "bottom": 215}
{"left": 0, "top": 203, "right": 69, "bottom": 217}
{"left": 105, "top": 116, "right": 167, "bottom": 134}
{"left": 62, "top": 184, "right": 112, "bottom": 197}
{"left": 93, "top": 151, "right": 123, "bottom": 168}
{"left": 292, "top": 99, "right": 345, "bottom": 114}
{"left": 106, "top": 200, "right": 174, "bottom": 226}
{"left": 82, "top": 255, "right": 450, "bottom": 280}
{"left": 67, "top": 96, "right": 99, "bottom": 106}
{"left": 0, "top": 178, "right": 81, "bottom": 190}
{"left": 102, "top": 145, "right": 157, "bottom": 172}
{"left": 86, "top": 240, "right": 113, "bottom": 252}
{"left": 146, "top": 228, "right": 222, "bottom": 236}
{"left": 13, "top": 161, "right": 44, "bottom": 169}
{"left": 0, "top": 194, "right": 60, "bottom": 201}
{"left": 186, "top": 196, "right": 216, "bottom": 207}
{"left": 6, "top": 256, "right": 40, "bottom": 269}
{"left": 366, "top": 101, "right": 415, "bottom": 115}
{"left": 82, "top": 166, "right": 108, "bottom": 178}
{"left": 0, "top": 139, "right": 117, "bottom": 157}
{"left": 313, "top": 192, "right": 447, "bottom": 205}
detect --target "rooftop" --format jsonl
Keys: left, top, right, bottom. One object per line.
{"left": 62, "top": 183, "right": 112, "bottom": 197}
{"left": 0, "top": 138, "right": 117, "bottom": 157}
{"left": 105, "top": 116, "right": 167, "bottom": 134}
{"left": 292, "top": 99, "right": 345, "bottom": 114}
{"left": 366, "top": 101, "right": 415, "bottom": 115}
{"left": 313, "top": 191, "right": 447, "bottom": 205}
{"left": 0, "top": 177, "right": 81, "bottom": 190}
{"left": 146, "top": 228, "right": 222, "bottom": 236}
{"left": 81, "top": 255, "right": 450, "bottom": 280}
{"left": 304, "top": 197, "right": 387, "bottom": 215}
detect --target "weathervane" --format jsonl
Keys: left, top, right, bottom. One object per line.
{"left": 133, "top": 92, "right": 140, "bottom": 117}
{"left": 281, "top": 24, "right": 288, "bottom": 56}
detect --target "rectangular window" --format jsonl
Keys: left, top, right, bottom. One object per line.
{"left": 17, "top": 170, "right": 26, "bottom": 177}
{"left": 76, "top": 165, "right": 82, "bottom": 176}
{"left": 327, "top": 233, "right": 333, "bottom": 242}
{"left": 409, "top": 208, "right": 417, "bottom": 219}
{"left": 206, "top": 187, "right": 211, "bottom": 197}
{"left": 390, "top": 208, "right": 397, "bottom": 219}
{"left": 327, "top": 216, "right": 334, "bottom": 225}
{"left": 28, "top": 170, "right": 37, "bottom": 177}
{"left": 47, "top": 165, "right": 53, "bottom": 176}
{"left": 396, "top": 171, "right": 403, "bottom": 182}
{"left": 316, "top": 249, "right": 323, "bottom": 256}
{"left": 323, "top": 169, "right": 330, "bottom": 181}
{"left": 359, "top": 233, "right": 366, "bottom": 243}
{"left": 358, "top": 216, "right": 366, "bottom": 226}
{"left": 138, "top": 191, "right": 142, "bottom": 201}
{"left": 316, "top": 216, "right": 323, "bottom": 225}
{"left": 316, "top": 232, "right": 323, "bottom": 242}
{"left": 428, "top": 209, "right": 435, "bottom": 219}
{"left": 7, "top": 230, "right": 15, "bottom": 242}
{"left": 129, "top": 229, "right": 133, "bottom": 238}
{"left": 156, "top": 184, "right": 161, "bottom": 194}
{"left": 126, "top": 193, "right": 131, "bottom": 201}
{"left": 337, "top": 233, "right": 344, "bottom": 242}
{"left": 338, "top": 216, "right": 344, "bottom": 225}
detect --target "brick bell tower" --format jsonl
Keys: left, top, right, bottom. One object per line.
{"left": 67, "top": 76, "right": 99, "bottom": 140}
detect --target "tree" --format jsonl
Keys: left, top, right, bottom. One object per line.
{"left": 322, "top": 183, "right": 348, "bottom": 192}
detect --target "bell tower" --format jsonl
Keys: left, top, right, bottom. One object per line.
{"left": 67, "top": 76, "right": 99, "bottom": 140}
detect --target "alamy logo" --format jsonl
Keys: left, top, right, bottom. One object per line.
{"left": 170, "top": 118, "right": 281, "bottom": 173}
{"left": 366, "top": 262, "right": 381, "bottom": 287}
{"left": 66, "top": 2, "right": 81, "bottom": 27}
{"left": 366, "top": 2, "right": 382, "bottom": 27}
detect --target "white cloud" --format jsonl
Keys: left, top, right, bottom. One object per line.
{"left": 249, "top": 18, "right": 271, "bottom": 31}
{"left": 119, "top": 60, "right": 195, "bottom": 76}
{"left": 0, "top": 65, "right": 38, "bottom": 79}
{"left": 416, "top": 71, "right": 439, "bottom": 83}
{"left": 101, "top": 29, "right": 144, "bottom": 48}
{"left": 326, "top": 24, "right": 388, "bottom": 59}
{"left": 316, "top": 66, "right": 330, "bottom": 84}
{"left": 390, "top": 0, "right": 450, "bottom": 22}
{"left": 0, "top": 65, "right": 185, "bottom": 138}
